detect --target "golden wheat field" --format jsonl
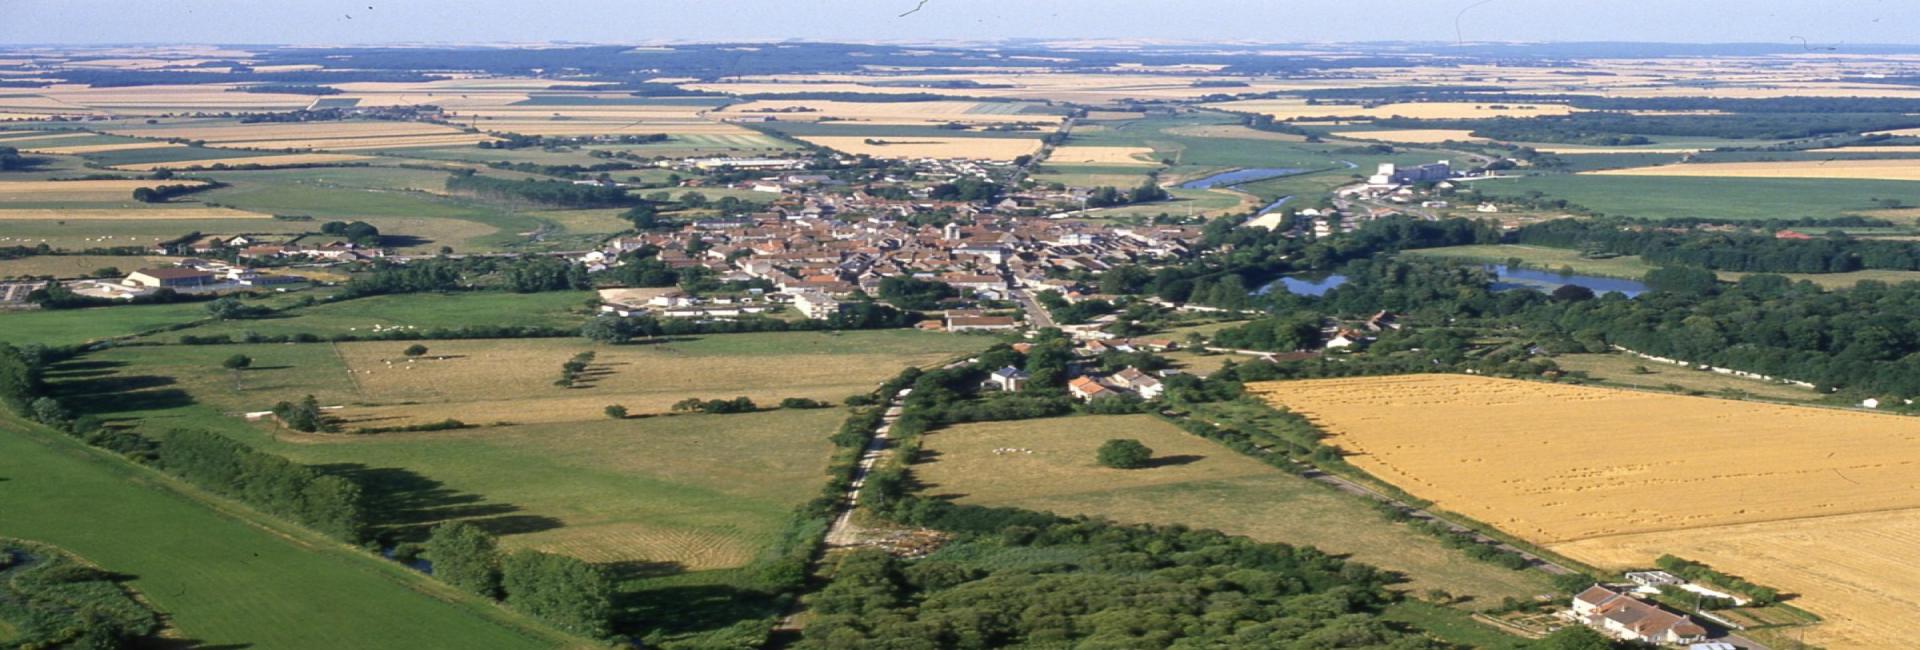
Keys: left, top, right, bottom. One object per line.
{"left": 1046, "top": 145, "right": 1156, "bottom": 165}
{"left": 715, "top": 99, "right": 1060, "bottom": 125}
{"left": 795, "top": 135, "right": 1041, "bottom": 160}
{"left": 1587, "top": 159, "right": 1920, "bottom": 182}
{"left": 1252, "top": 374, "right": 1920, "bottom": 648}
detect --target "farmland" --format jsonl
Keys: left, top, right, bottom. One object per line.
{"left": 1588, "top": 158, "right": 1920, "bottom": 182}
{"left": 1254, "top": 374, "right": 1920, "bottom": 648}
{"left": 913, "top": 414, "right": 1555, "bottom": 605}
{"left": 0, "top": 416, "right": 570, "bottom": 648}
{"left": 793, "top": 135, "right": 1042, "bottom": 160}
{"left": 1464, "top": 174, "right": 1920, "bottom": 220}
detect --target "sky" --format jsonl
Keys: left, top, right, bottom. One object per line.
{"left": 0, "top": 0, "right": 1912, "bottom": 47}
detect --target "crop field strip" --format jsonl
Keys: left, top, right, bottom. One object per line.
{"left": 1254, "top": 374, "right": 1920, "bottom": 648}
{"left": 913, "top": 414, "right": 1556, "bottom": 604}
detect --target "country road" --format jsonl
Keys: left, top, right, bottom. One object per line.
{"left": 822, "top": 389, "right": 908, "bottom": 547}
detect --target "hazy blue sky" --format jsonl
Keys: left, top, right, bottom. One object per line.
{"left": 1, "top": 0, "right": 1911, "bottom": 46}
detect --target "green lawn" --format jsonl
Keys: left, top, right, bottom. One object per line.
{"left": 1382, "top": 601, "right": 1534, "bottom": 650}
{"left": 151, "top": 291, "right": 596, "bottom": 341}
{"left": 1465, "top": 174, "right": 1920, "bottom": 220}
{"left": 0, "top": 302, "right": 212, "bottom": 346}
{"left": 0, "top": 416, "right": 572, "bottom": 649}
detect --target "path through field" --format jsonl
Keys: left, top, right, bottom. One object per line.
{"left": 823, "top": 389, "right": 908, "bottom": 547}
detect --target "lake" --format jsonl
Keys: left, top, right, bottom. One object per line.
{"left": 1485, "top": 264, "right": 1648, "bottom": 297}
{"left": 1179, "top": 167, "right": 1307, "bottom": 189}
{"left": 1253, "top": 265, "right": 1647, "bottom": 298}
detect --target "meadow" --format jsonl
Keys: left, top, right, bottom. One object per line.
{"left": 1254, "top": 374, "right": 1920, "bottom": 648}
{"left": 152, "top": 291, "right": 595, "bottom": 341}
{"left": 912, "top": 414, "right": 1555, "bottom": 606}
{"left": 0, "top": 416, "right": 573, "bottom": 649}
{"left": 1464, "top": 174, "right": 1920, "bottom": 220}
{"left": 0, "top": 302, "right": 212, "bottom": 346}
{"left": 0, "top": 253, "right": 175, "bottom": 279}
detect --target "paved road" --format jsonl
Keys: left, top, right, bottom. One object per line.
{"left": 822, "top": 389, "right": 909, "bottom": 547}
{"left": 1010, "top": 288, "right": 1056, "bottom": 330}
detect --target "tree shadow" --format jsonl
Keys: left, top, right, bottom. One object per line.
{"left": 313, "top": 463, "right": 559, "bottom": 544}
{"left": 1143, "top": 454, "right": 1203, "bottom": 468}
{"left": 614, "top": 581, "right": 782, "bottom": 640}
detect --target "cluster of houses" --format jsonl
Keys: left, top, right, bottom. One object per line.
{"left": 153, "top": 234, "right": 384, "bottom": 263}
{"left": 61, "top": 258, "right": 306, "bottom": 299}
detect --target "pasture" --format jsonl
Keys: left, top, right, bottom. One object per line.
{"left": 913, "top": 414, "right": 1555, "bottom": 605}
{"left": 1331, "top": 129, "right": 1486, "bottom": 144}
{"left": 0, "top": 254, "right": 175, "bottom": 279}
{"left": 1253, "top": 374, "right": 1920, "bottom": 648}
{"left": 1464, "top": 174, "right": 1920, "bottom": 220}
{"left": 0, "top": 417, "right": 571, "bottom": 648}
{"left": 114, "top": 153, "right": 374, "bottom": 171}
{"left": 0, "top": 302, "right": 212, "bottom": 346}
{"left": 153, "top": 290, "right": 595, "bottom": 341}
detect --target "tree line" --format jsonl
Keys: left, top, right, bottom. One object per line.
{"left": 443, "top": 170, "right": 633, "bottom": 208}
{"left": 1511, "top": 218, "right": 1920, "bottom": 273}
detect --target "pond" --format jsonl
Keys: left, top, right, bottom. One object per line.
{"left": 1255, "top": 273, "right": 1348, "bottom": 296}
{"left": 1178, "top": 167, "right": 1307, "bottom": 189}
{"left": 1252, "top": 265, "right": 1646, "bottom": 298}
{"left": 1485, "top": 264, "right": 1648, "bottom": 297}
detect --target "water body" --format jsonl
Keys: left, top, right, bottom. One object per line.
{"left": 1253, "top": 265, "right": 1646, "bottom": 298}
{"left": 1485, "top": 264, "right": 1648, "bottom": 297}
{"left": 1256, "top": 195, "right": 1293, "bottom": 215}
{"left": 1179, "top": 167, "right": 1307, "bottom": 189}
{"left": 1256, "top": 273, "right": 1348, "bottom": 296}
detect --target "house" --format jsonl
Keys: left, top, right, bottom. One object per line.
{"left": 1109, "top": 367, "right": 1163, "bottom": 399}
{"left": 987, "top": 366, "right": 1030, "bottom": 392}
{"left": 1570, "top": 585, "right": 1708, "bottom": 646}
{"left": 1067, "top": 376, "right": 1114, "bottom": 401}
{"left": 791, "top": 291, "right": 844, "bottom": 320}
{"left": 124, "top": 267, "right": 216, "bottom": 289}
{"left": 1326, "top": 330, "right": 1368, "bottom": 350}
{"left": 1625, "top": 571, "right": 1684, "bottom": 589}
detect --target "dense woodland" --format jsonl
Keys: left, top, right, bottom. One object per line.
{"left": 1512, "top": 218, "right": 1920, "bottom": 273}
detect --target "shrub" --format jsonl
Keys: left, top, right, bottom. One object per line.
{"left": 1096, "top": 438, "right": 1153, "bottom": 469}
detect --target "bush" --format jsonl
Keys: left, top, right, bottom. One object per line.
{"left": 1096, "top": 438, "right": 1153, "bottom": 469}
{"left": 604, "top": 404, "right": 628, "bottom": 419}
{"left": 403, "top": 344, "right": 429, "bottom": 357}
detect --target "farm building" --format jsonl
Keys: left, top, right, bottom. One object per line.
{"left": 1570, "top": 585, "right": 1708, "bottom": 646}
{"left": 1109, "top": 367, "right": 1164, "bottom": 399}
{"left": 124, "top": 267, "right": 216, "bottom": 289}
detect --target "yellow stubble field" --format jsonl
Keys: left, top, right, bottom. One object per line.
{"left": 795, "top": 135, "right": 1042, "bottom": 160}
{"left": 1587, "top": 159, "right": 1920, "bottom": 182}
{"left": 0, "top": 179, "right": 213, "bottom": 202}
{"left": 1204, "top": 99, "right": 1579, "bottom": 120}
{"left": 1253, "top": 374, "right": 1920, "bottom": 648}
{"left": 1047, "top": 145, "right": 1156, "bottom": 165}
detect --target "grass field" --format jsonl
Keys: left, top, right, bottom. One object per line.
{"left": 0, "top": 416, "right": 573, "bottom": 649}
{"left": 0, "top": 254, "right": 175, "bottom": 279}
{"left": 1254, "top": 374, "right": 1920, "bottom": 648}
{"left": 1552, "top": 352, "right": 1823, "bottom": 403}
{"left": 1046, "top": 145, "right": 1156, "bottom": 165}
{"left": 1465, "top": 174, "right": 1920, "bottom": 220}
{"left": 0, "top": 302, "right": 212, "bottom": 346}
{"left": 913, "top": 414, "right": 1555, "bottom": 606}
{"left": 152, "top": 291, "right": 594, "bottom": 341}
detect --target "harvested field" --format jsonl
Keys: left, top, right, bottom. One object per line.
{"left": 217, "top": 134, "right": 496, "bottom": 151}
{"left": 18, "top": 141, "right": 184, "bottom": 155}
{"left": 1333, "top": 129, "right": 1486, "bottom": 143}
{"left": 1205, "top": 100, "right": 1577, "bottom": 121}
{"left": 914, "top": 415, "right": 1554, "bottom": 603}
{"left": 327, "top": 332, "right": 986, "bottom": 427}
{"left": 714, "top": 100, "right": 1061, "bottom": 125}
{"left": 1253, "top": 374, "right": 1920, "bottom": 648}
{"left": 1587, "top": 159, "right": 1920, "bottom": 182}
{"left": 113, "top": 153, "right": 372, "bottom": 171}
{"left": 1047, "top": 145, "right": 1156, "bottom": 165}
{"left": 0, "top": 179, "right": 212, "bottom": 202}
{"left": 794, "top": 135, "right": 1041, "bottom": 160}
{"left": 1810, "top": 145, "right": 1920, "bottom": 153}
{"left": 0, "top": 208, "right": 262, "bottom": 221}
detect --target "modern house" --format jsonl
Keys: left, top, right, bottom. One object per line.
{"left": 1109, "top": 366, "right": 1164, "bottom": 399}
{"left": 1067, "top": 376, "right": 1114, "bottom": 401}
{"left": 1570, "top": 585, "right": 1708, "bottom": 646}
{"left": 124, "top": 267, "right": 216, "bottom": 289}
{"left": 987, "top": 366, "right": 1030, "bottom": 392}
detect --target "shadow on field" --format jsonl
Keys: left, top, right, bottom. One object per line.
{"left": 50, "top": 370, "right": 195, "bottom": 416}
{"left": 612, "top": 575, "right": 781, "bottom": 641}
{"left": 1143, "top": 454, "right": 1203, "bottom": 468}
{"left": 315, "top": 463, "right": 561, "bottom": 544}
{"left": 144, "top": 633, "right": 253, "bottom": 649}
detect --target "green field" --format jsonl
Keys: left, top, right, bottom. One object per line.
{"left": 1404, "top": 243, "right": 1920, "bottom": 289}
{"left": 0, "top": 254, "right": 172, "bottom": 279}
{"left": 152, "top": 290, "right": 595, "bottom": 341}
{"left": 0, "top": 302, "right": 212, "bottom": 346}
{"left": 913, "top": 414, "right": 1556, "bottom": 606}
{"left": 0, "top": 416, "right": 571, "bottom": 648}
{"left": 1554, "top": 352, "right": 1826, "bottom": 404}
{"left": 1465, "top": 174, "right": 1920, "bottom": 220}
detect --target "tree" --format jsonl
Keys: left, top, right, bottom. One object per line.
{"left": 221, "top": 354, "right": 253, "bottom": 370}
{"left": 1096, "top": 438, "right": 1153, "bottom": 469}
{"left": 29, "top": 397, "right": 69, "bottom": 426}
{"left": 604, "top": 404, "right": 628, "bottom": 419}
{"left": 580, "top": 315, "right": 637, "bottom": 344}
{"left": 403, "top": 344, "right": 430, "bottom": 357}
{"left": 424, "top": 522, "right": 501, "bottom": 597}
{"left": 499, "top": 550, "right": 614, "bottom": 637}
{"left": 206, "top": 297, "right": 269, "bottom": 320}
{"left": 1551, "top": 284, "right": 1596, "bottom": 302}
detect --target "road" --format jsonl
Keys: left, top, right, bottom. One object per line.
{"left": 1010, "top": 287, "right": 1056, "bottom": 330}
{"left": 822, "top": 389, "right": 909, "bottom": 547}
